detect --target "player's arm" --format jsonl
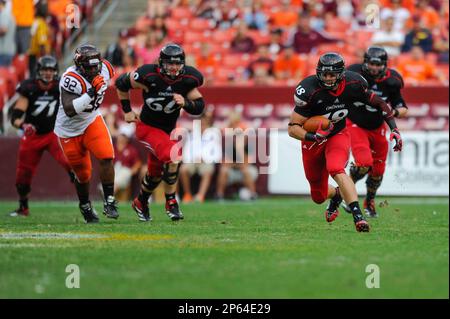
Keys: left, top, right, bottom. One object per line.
{"left": 389, "top": 72, "right": 408, "bottom": 118}
{"left": 60, "top": 88, "right": 95, "bottom": 117}
{"left": 173, "top": 88, "right": 205, "bottom": 115}
{"left": 287, "top": 111, "right": 309, "bottom": 141}
{"left": 10, "top": 94, "right": 29, "bottom": 129}
{"left": 115, "top": 71, "right": 148, "bottom": 123}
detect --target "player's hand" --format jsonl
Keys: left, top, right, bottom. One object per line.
{"left": 173, "top": 93, "right": 185, "bottom": 107}
{"left": 22, "top": 123, "right": 36, "bottom": 136}
{"left": 389, "top": 128, "right": 402, "bottom": 152}
{"left": 314, "top": 121, "right": 334, "bottom": 142}
{"left": 91, "top": 75, "right": 106, "bottom": 93}
{"left": 124, "top": 111, "right": 139, "bottom": 123}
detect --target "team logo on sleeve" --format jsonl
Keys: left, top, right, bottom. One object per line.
{"left": 133, "top": 72, "right": 139, "bottom": 80}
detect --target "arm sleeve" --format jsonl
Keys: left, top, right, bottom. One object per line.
{"left": 293, "top": 81, "right": 312, "bottom": 117}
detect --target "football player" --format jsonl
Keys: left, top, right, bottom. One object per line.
{"left": 54, "top": 44, "right": 118, "bottom": 223}
{"left": 116, "top": 43, "right": 204, "bottom": 222}
{"left": 345, "top": 46, "right": 408, "bottom": 217}
{"left": 288, "top": 52, "right": 403, "bottom": 232}
{"left": 10, "top": 55, "right": 74, "bottom": 217}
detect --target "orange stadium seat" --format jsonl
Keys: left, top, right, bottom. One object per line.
{"left": 170, "top": 7, "right": 193, "bottom": 20}
{"left": 12, "top": 55, "right": 28, "bottom": 82}
{"left": 189, "top": 18, "right": 213, "bottom": 31}
{"left": 212, "top": 29, "right": 236, "bottom": 44}
{"left": 0, "top": 67, "right": 18, "bottom": 98}
{"left": 0, "top": 79, "right": 8, "bottom": 111}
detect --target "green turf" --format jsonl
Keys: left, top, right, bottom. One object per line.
{"left": 0, "top": 197, "right": 448, "bottom": 298}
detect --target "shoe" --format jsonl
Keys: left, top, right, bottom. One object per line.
{"left": 9, "top": 207, "right": 29, "bottom": 217}
{"left": 325, "top": 193, "right": 342, "bottom": 223}
{"left": 131, "top": 197, "right": 151, "bottom": 222}
{"left": 165, "top": 199, "right": 184, "bottom": 221}
{"left": 79, "top": 202, "right": 99, "bottom": 223}
{"left": 364, "top": 199, "right": 378, "bottom": 218}
{"left": 353, "top": 213, "right": 370, "bottom": 232}
{"left": 182, "top": 193, "right": 193, "bottom": 203}
{"left": 194, "top": 194, "right": 205, "bottom": 203}
{"left": 342, "top": 201, "right": 352, "bottom": 214}
{"left": 103, "top": 195, "right": 119, "bottom": 219}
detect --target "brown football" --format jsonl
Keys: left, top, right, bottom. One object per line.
{"left": 302, "top": 115, "right": 331, "bottom": 133}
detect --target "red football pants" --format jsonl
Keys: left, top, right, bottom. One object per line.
{"left": 301, "top": 129, "right": 350, "bottom": 204}
{"left": 136, "top": 122, "right": 182, "bottom": 177}
{"left": 16, "top": 131, "right": 71, "bottom": 185}
{"left": 346, "top": 119, "right": 388, "bottom": 177}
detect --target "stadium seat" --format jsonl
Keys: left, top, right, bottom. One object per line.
{"left": 170, "top": 7, "right": 193, "bottom": 20}
{"left": 12, "top": 55, "right": 28, "bottom": 82}
{"left": 189, "top": 18, "right": 214, "bottom": 31}
{"left": 0, "top": 67, "right": 18, "bottom": 97}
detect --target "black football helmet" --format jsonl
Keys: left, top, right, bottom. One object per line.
{"left": 36, "top": 55, "right": 59, "bottom": 84}
{"left": 362, "top": 46, "right": 388, "bottom": 78}
{"left": 158, "top": 43, "right": 185, "bottom": 79}
{"left": 74, "top": 44, "right": 102, "bottom": 81}
{"left": 316, "top": 52, "right": 346, "bottom": 89}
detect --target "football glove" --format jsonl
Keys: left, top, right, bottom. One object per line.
{"left": 311, "top": 121, "right": 334, "bottom": 143}
{"left": 22, "top": 123, "right": 36, "bottom": 136}
{"left": 91, "top": 75, "right": 106, "bottom": 94}
{"left": 389, "top": 128, "right": 402, "bottom": 152}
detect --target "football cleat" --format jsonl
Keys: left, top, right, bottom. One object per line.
{"left": 9, "top": 207, "right": 29, "bottom": 217}
{"left": 342, "top": 201, "right": 352, "bottom": 214}
{"left": 165, "top": 199, "right": 184, "bottom": 221}
{"left": 353, "top": 213, "right": 370, "bottom": 232}
{"left": 324, "top": 192, "right": 342, "bottom": 223}
{"left": 364, "top": 199, "right": 378, "bottom": 218}
{"left": 103, "top": 196, "right": 119, "bottom": 219}
{"left": 79, "top": 201, "right": 99, "bottom": 223}
{"left": 131, "top": 197, "right": 151, "bottom": 222}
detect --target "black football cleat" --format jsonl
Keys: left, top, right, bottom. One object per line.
{"left": 103, "top": 196, "right": 119, "bottom": 219}
{"left": 353, "top": 213, "right": 370, "bottom": 232}
{"left": 165, "top": 199, "right": 184, "bottom": 221}
{"left": 131, "top": 197, "right": 151, "bottom": 222}
{"left": 79, "top": 201, "right": 99, "bottom": 223}
{"left": 364, "top": 199, "right": 378, "bottom": 218}
{"left": 9, "top": 207, "right": 29, "bottom": 217}
{"left": 325, "top": 192, "right": 342, "bottom": 223}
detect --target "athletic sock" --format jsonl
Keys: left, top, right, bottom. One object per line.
{"left": 102, "top": 183, "right": 114, "bottom": 201}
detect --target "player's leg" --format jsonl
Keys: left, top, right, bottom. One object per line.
{"left": 237, "top": 163, "right": 258, "bottom": 199}
{"left": 215, "top": 163, "right": 231, "bottom": 200}
{"left": 326, "top": 130, "right": 369, "bottom": 232}
{"left": 47, "top": 132, "right": 75, "bottom": 183}
{"left": 132, "top": 153, "right": 163, "bottom": 222}
{"left": 364, "top": 126, "right": 389, "bottom": 217}
{"left": 195, "top": 164, "right": 215, "bottom": 202}
{"left": 84, "top": 116, "right": 118, "bottom": 219}
{"left": 347, "top": 124, "right": 373, "bottom": 184}
{"left": 163, "top": 162, "right": 184, "bottom": 220}
{"left": 11, "top": 135, "right": 44, "bottom": 216}
{"left": 58, "top": 136, "right": 98, "bottom": 223}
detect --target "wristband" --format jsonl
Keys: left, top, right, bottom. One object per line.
{"left": 120, "top": 99, "right": 132, "bottom": 113}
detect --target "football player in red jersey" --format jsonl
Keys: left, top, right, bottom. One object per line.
{"left": 9, "top": 56, "right": 74, "bottom": 217}
{"left": 345, "top": 46, "right": 408, "bottom": 217}
{"left": 116, "top": 43, "right": 205, "bottom": 222}
{"left": 288, "top": 53, "right": 403, "bottom": 232}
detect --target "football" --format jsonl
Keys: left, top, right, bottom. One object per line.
{"left": 302, "top": 115, "right": 331, "bottom": 133}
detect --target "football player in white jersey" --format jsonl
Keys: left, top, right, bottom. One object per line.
{"left": 54, "top": 44, "right": 118, "bottom": 223}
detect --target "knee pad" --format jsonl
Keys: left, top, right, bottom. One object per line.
{"left": 16, "top": 184, "right": 31, "bottom": 197}
{"left": 74, "top": 169, "right": 91, "bottom": 184}
{"left": 162, "top": 163, "right": 180, "bottom": 185}
{"left": 349, "top": 163, "right": 370, "bottom": 183}
{"left": 142, "top": 174, "right": 162, "bottom": 192}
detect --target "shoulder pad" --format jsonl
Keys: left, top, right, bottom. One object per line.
{"left": 294, "top": 76, "right": 319, "bottom": 107}
{"left": 101, "top": 59, "right": 115, "bottom": 81}
{"left": 133, "top": 64, "right": 158, "bottom": 84}
{"left": 183, "top": 66, "right": 204, "bottom": 87}
{"left": 16, "top": 79, "right": 35, "bottom": 96}
{"left": 60, "top": 71, "right": 88, "bottom": 95}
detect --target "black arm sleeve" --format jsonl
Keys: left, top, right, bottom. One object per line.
{"left": 10, "top": 109, "right": 25, "bottom": 127}
{"left": 115, "top": 72, "right": 132, "bottom": 92}
{"left": 184, "top": 98, "right": 205, "bottom": 115}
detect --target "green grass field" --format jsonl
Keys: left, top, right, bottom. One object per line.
{"left": 0, "top": 197, "right": 448, "bottom": 299}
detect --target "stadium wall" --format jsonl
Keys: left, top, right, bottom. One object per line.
{"left": 0, "top": 86, "right": 448, "bottom": 199}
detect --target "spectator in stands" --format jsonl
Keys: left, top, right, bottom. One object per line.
{"left": 274, "top": 46, "right": 305, "bottom": 83}
{"left": 336, "top": 0, "right": 354, "bottom": 22}
{"left": 252, "top": 65, "right": 275, "bottom": 86}
{"left": 151, "top": 15, "right": 168, "bottom": 40}
{"left": 180, "top": 110, "right": 220, "bottom": 203}
{"left": 230, "top": 23, "right": 256, "bottom": 53}
{"left": 0, "top": 0, "right": 16, "bottom": 66}
{"left": 136, "top": 31, "right": 164, "bottom": 65}
{"left": 198, "top": 0, "right": 239, "bottom": 30}
{"left": 380, "top": 0, "right": 411, "bottom": 31}
{"left": 271, "top": 0, "right": 299, "bottom": 30}
{"left": 246, "top": 44, "right": 274, "bottom": 79}
{"left": 396, "top": 45, "right": 448, "bottom": 85}
{"left": 113, "top": 124, "right": 142, "bottom": 200}
{"left": 215, "top": 111, "right": 258, "bottom": 201}
{"left": 267, "top": 28, "right": 284, "bottom": 57}
{"left": 401, "top": 15, "right": 434, "bottom": 53}
{"left": 290, "top": 13, "right": 339, "bottom": 54}
{"left": 243, "top": 1, "right": 268, "bottom": 31}
{"left": 433, "top": 1, "right": 449, "bottom": 63}
{"left": 147, "top": 0, "right": 168, "bottom": 19}
{"left": 12, "top": 0, "right": 34, "bottom": 55}
{"left": 371, "top": 16, "right": 405, "bottom": 57}
{"left": 28, "top": 4, "right": 51, "bottom": 78}
{"left": 196, "top": 42, "right": 218, "bottom": 85}
{"left": 411, "top": 0, "right": 440, "bottom": 30}
{"left": 104, "top": 29, "right": 136, "bottom": 68}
